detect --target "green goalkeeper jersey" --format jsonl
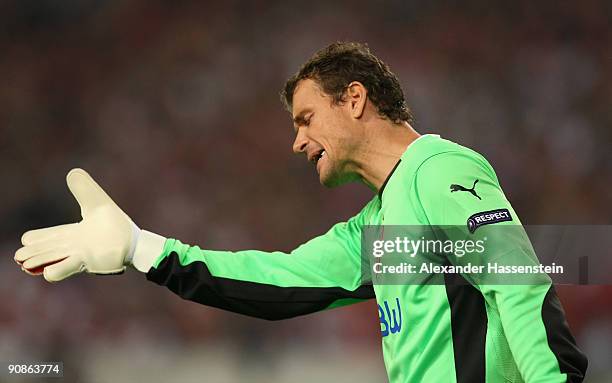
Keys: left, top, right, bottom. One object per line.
{"left": 144, "top": 135, "right": 587, "bottom": 382}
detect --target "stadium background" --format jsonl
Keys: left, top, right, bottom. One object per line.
{"left": 1, "top": 1, "right": 611, "bottom": 382}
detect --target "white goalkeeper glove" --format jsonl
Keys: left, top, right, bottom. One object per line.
{"left": 15, "top": 168, "right": 166, "bottom": 282}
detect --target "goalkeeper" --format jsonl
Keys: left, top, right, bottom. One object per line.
{"left": 15, "top": 42, "right": 587, "bottom": 382}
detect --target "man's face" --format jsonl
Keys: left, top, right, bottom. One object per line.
{"left": 291, "top": 79, "right": 361, "bottom": 187}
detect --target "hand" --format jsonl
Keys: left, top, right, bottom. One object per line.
{"left": 15, "top": 168, "right": 139, "bottom": 282}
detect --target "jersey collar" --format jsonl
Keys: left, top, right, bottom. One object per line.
{"left": 378, "top": 159, "right": 402, "bottom": 199}
{"left": 378, "top": 134, "right": 440, "bottom": 199}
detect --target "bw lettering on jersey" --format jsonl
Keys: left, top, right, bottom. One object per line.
{"left": 379, "top": 298, "right": 402, "bottom": 337}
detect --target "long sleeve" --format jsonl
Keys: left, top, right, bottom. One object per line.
{"left": 414, "top": 150, "right": 588, "bottom": 382}
{"left": 137, "top": 200, "right": 377, "bottom": 320}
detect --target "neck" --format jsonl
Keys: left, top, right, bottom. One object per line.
{"left": 354, "top": 121, "right": 420, "bottom": 192}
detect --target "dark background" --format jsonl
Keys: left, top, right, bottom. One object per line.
{"left": 1, "top": 1, "right": 611, "bottom": 382}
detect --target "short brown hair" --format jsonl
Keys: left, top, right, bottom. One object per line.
{"left": 280, "top": 42, "right": 413, "bottom": 124}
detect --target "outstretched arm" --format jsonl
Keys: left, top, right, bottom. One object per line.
{"left": 141, "top": 226, "right": 374, "bottom": 320}
{"left": 15, "top": 169, "right": 374, "bottom": 320}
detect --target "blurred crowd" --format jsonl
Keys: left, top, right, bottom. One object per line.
{"left": 1, "top": 1, "right": 611, "bottom": 382}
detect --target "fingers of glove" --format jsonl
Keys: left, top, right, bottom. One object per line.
{"left": 23, "top": 257, "right": 67, "bottom": 276}
{"left": 23, "top": 265, "right": 45, "bottom": 276}
{"left": 15, "top": 242, "right": 63, "bottom": 263}
{"left": 21, "top": 251, "right": 68, "bottom": 272}
{"left": 43, "top": 256, "right": 84, "bottom": 282}
{"left": 21, "top": 223, "right": 76, "bottom": 246}
{"left": 66, "top": 168, "right": 115, "bottom": 218}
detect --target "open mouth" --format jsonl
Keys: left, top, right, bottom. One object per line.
{"left": 310, "top": 149, "right": 326, "bottom": 164}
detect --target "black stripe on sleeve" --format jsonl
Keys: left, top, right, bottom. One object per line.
{"left": 146, "top": 252, "right": 375, "bottom": 321}
{"left": 541, "top": 285, "right": 588, "bottom": 382}
{"left": 444, "top": 272, "right": 487, "bottom": 383}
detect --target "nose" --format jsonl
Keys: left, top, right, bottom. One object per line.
{"left": 292, "top": 129, "right": 308, "bottom": 154}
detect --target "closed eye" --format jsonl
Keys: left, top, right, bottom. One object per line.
{"left": 293, "top": 112, "right": 313, "bottom": 131}
{"left": 304, "top": 113, "right": 314, "bottom": 127}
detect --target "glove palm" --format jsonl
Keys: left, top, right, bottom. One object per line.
{"left": 15, "top": 168, "right": 138, "bottom": 282}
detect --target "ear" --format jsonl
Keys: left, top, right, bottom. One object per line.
{"left": 346, "top": 81, "right": 367, "bottom": 119}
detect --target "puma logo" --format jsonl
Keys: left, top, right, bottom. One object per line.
{"left": 450, "top": 179, "right": 481, "bottom": 200}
